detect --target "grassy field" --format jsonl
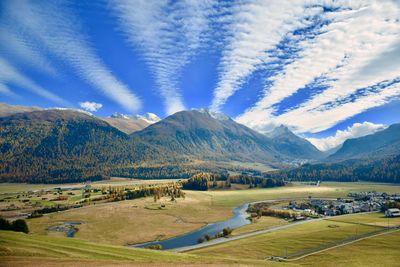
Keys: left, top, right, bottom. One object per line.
{"left": 2, "top": 182, "right": 400, "bottom": 266}
{"left": 0, "top": 230, "right": 273, "bottom": 267}
{"left": 190, "top": 212, "right": 400, "bottom": 260}
{"left": 232, "top": 216, "right": 289, "bottom": 236}
{"left": 0, "top": 178, "right": 183, "bottom": 220}
{"left": 25, "top": 182, "right": 400, "bottom": 246}
{"left": 191, "top": 220, "right": 377, "bottom": 259}
{"left": 2, "top": 221, "right": 399, "bottom": 266}
{"left": 325, "top": 212, "right": 400, "bottom": 227}
{"left": 294, "top": 230, "right": 400, "bottom": 266}
{"left": 0, "top": 177, "right": 181, "bottom": 194}
{"left": 27, "top": 191, "right": 232, "bottom": 245}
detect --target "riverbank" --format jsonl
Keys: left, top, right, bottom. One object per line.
{"left": 132, "top": 203, "right": 250, "bottom": 250}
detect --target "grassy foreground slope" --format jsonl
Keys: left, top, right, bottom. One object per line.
{"left": 191, "top": 219, "right": 378, "bottom": 260}
{"left": 294, "top": 230, "right": 400, "bottom": 266}
{"left": 191, "top": 213, "right": 400, "bottom": 261}
{"left": 0, "top": 231, "right": 274, "bottom": 267}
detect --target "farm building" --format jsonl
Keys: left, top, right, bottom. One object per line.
{"left": 385, "top": 208, "right": 400, "bottom": 217}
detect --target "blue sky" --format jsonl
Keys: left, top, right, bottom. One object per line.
{"left": 0, "top": 0, "right": 399, "bottom": 150}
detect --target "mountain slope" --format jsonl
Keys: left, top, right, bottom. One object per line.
{"left": 133, "top": 109, "right": 285, "bottom": 164}
{"left": 329, "top": 123, "right": 400, "bottom": 160}
{"left": 101, "top": 112, "right": 160, "bottom": 134}
{"left": 0, "top": 110, "right": 159, "bottom": 183}
{"left": 102, "top": 117, "right": 150, "bottom": 134}
{"left": 266, "top": 125, "right": 323, "bottom": 159}
{"left": 0, "top": 103, "right": 42, "bottom": 117}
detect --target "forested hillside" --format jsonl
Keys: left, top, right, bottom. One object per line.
{"left": 0, "top": 110, "right": 161, "bottom": 183}
{"left": 329, "top": 123, "right": 400, "bottom": 160}
{"left": 266, "top": 154, "right": 400, "bottom": 183}
{"left": 1, "top": 107, "right": 399, "bottom": 184}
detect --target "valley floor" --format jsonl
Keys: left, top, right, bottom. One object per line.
{"left": 1, "top": 181, "right": 400, "bottom": 266}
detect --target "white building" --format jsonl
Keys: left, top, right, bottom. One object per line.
{"left": 385, "top": 208, "right": 400, "bottom": 217}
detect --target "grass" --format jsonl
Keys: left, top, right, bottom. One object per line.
{"left": 190, "top": 215, "right": 384, "bottom": 260}
{"left": 26, "top": 182, "right": 400, "bottom": 246}
{"left": 2, "top": 182, "right": 400, "bottom": 266}
{"left": 0, "top": 177, "right": 182, "bottom": 194}
{"left": 232, "top": 216, "right": 289, "bottom": 236}
{"left": 325, "top": 212, "right": 400, "bottom": 228}
{"left": 295, "top": 230, "right": 400, "bottom": 266}
{"left": 0, "top": 178, "right": 184, "bottom": 220}
{"left": 0, "top": 230, "right": 272, "bottom": 266}
{"left": 27, "top": 191, "right": 232, "bottom": 246}
{"left": 1, "top": 228, "right": 398, "bottom": 267}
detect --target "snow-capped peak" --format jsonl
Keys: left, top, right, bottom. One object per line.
{"left": 110, "top": 112, "right": 129, "bottom": 119}
{"left": 110, "top": 112, "right": 160, "bottom": 124}
{"left": 194, "top": 108, "right": 230, "bottom": 121}
{"left": 142, "top": 112, "right": 161, "bottom": 123}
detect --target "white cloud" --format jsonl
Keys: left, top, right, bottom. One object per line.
{"left": 0, "top": 57, "right": 70, "bottom": 106}
{"left": 3, "top": 0, "right": 141, "bottom": 112}
{"left": 210, "top": 0, "right": 321, "bottom": 111}
{"left": 238, "top": 81, "right": 400, "bottom": 134}
{"left": 0, "top": 24, "right": 58, "bottom": 77}
{"left": 111, "top": 0, "right": 214, "bottom": 114}
{"left": 0, "top": 82, "right": 18, "bottom": 98}
{"left": 273, "top": 81, "right": 400, "bottom": 133}
{"left": 236, "top": 1, "right": 400, "bottom": 134}
{"left": 307, "top": 122, "right": 387, "bottom": 151}
{"left": 79, "top": 101, "right": 103, "bottom": 112}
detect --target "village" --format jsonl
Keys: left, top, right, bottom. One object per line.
{"left": 286, "top": 191, "right": 400, "bottom": 218}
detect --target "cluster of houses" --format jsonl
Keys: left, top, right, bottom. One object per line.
{"left": 286, "top": 191, "right": 400, "bottom": 217}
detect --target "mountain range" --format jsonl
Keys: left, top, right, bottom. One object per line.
{"left": 328, "top": 123, "right": 400, "bottom": 160}
{"left": 0, "top": 103, "right": 399, "bottom": 183}
{"left": 0, "top": 103, "right": 160, "bottom": 134}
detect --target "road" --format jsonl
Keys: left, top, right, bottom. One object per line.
{"left": 170, "top": 211, "right": 378, "bottom": 252}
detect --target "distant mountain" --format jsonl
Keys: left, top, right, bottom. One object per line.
{"left": 329, "top": 123, "right": 400, "bottom": 160}
{"left": 101, "top": 113, "right": 160, "bottom": 134}
{"left": 133, "top": 112, "right": 161, "bottom": 124}
{"left": 266, "top": 125, "right": 323, "bottom": 160}
{"left": 0, "top": 109, "right": 160, "bottom": 183}
{"left": 133, "top": 109, "right": 283, "bottom": 164}
{"left": 323, "top": 144, "right": 343, "bottom": 157}
{"left": 0, "top": 103, "right": 42, "bottom": 117}
{"left": 102, "top": 117, "right": 149, "bottom": 134}
{"left": 132, "top": 109, "right": 322, "bottom": 164}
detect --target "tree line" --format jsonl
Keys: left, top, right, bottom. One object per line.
{"left": 182, "top": 172, "right": 285, "bottom": 191}
{"left": 94, "top": 183, "right": 185, "bottom": 203}
{"left": 0, "top": 218, "right": 29, "bottom": 233}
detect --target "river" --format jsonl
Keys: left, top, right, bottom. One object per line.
{"left": 132, "top": 203, "right": 251, "bottom": 250}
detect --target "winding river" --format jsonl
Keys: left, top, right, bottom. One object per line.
{"left": 132, "top": 203, "right": 251, "bottom": 250}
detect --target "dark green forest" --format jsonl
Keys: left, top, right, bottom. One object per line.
{"left": 182, "top": 172, "right": 285, "bottom": 191}
{"left": 265, "top": 155, "right": 400, "bottom": 184}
